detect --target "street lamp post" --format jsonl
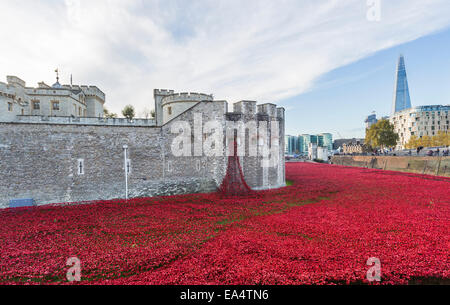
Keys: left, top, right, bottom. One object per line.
{"left": 123, "top": 145, "right": 128, "bottom": 200}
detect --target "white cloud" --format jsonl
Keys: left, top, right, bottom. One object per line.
{"left": 0, "top": 0, "right": 449, "bottom": 115}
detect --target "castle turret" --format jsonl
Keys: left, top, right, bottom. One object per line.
{"left": 80, "top": 86, "right": 105, "bottom": 117}
{"left": 156, "top": 90, "right": 213, "bottom": 125}
{"left": 233, "top": 100, "right": 257, "bottom": 115}
{"left": 154, "top": 89, "right": 175, "bottom": 126}
{"left": 7, "top": 76, "right": 26, "bottom": 87}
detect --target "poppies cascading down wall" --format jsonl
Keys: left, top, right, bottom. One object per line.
{"left": 218, "top": 139, "right": 254, "bottom": 197}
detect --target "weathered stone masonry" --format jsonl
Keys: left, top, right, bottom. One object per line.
{"left": 0, "top": 100, "right": 285, "bottom": 208}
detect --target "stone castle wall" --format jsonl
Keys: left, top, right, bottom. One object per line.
{"left": 14, "top": 115, "right": 156, "bottom": 126}
{"left": 0, "top": 100, "right": 285, "bottom": 208}
{"left": 331, "top": 155, "right": 450, "bottom": 177}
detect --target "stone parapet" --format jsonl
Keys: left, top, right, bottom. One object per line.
{"left": 331, "top": 155, "right": 450, "bottom": 177}
{"left": 13, "top": 115, "right": 156, "bottom": 127}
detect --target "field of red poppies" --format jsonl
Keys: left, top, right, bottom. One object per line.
{"left": 0, "top": 163, "right": 449, "bottom": 285}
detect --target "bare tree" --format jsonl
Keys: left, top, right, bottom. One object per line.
{"left": 140, "top": 107, "right": 155, "bottom": 119}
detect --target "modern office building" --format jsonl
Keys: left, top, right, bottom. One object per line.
{"left": 308, "top": 143, "right": 318, "bottom": 160}
{"left": 365, "top": 114, "right": 378, "bottom": 129}
{"left": 285, "top": 135, "right": 298, "bottom": 155}
{"left": 318, "top": 133, "right": 333, "bottom": 151}
{"left": 300, "top": 134, "right": 318, "bottom": 153}
{"left": 284, "top": 134, "right": 334, "bottom": 155}
{"left": 318, "top": 135, "right": 324, "bottom": 147}
{"left": 316, "top": 147, "right": 329, "bottom": 161}
{"left": 297, "top": 136, "right": 304, "bottom": 155}
{"left": 386, "top": 54, "right": 450, "bottom": 149}
{"left": 308, "top": 144, "right": 328, "bottom": 161}
{"left": 390, "top": 105, "right": 450, "bottom": 149}
{"left": 284, "top": 134, "right": 333, "bottom": 155}
{"left": 285, "top": 135, "right": 290, "bottom": 154}
{"left": 392, "top": 55, "right": 412, "bottom": 115}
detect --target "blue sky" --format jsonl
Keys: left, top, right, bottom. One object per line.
{"left": 1, "top": 0, "right": 450, "bottom": 138}
{"left": 283, "top": 27, "right": 450, "bottom": 138}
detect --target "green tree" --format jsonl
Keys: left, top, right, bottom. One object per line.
{"left": 365, "top": 119, "right": 399, "bottom": 149}
{"left": 103, "top": 108, "right": 117, "bottom": 118}
{"left": 122, "top": 105, "right": 135, "bottom": 120}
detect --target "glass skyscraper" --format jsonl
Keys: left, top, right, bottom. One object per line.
{"left": 318, "top": 135, "right": 324, "bottom": 147}
{"left": 299, "top": 134, "right": 319, "bottom": 153}
{"left": 284, "top": 135, "right": 290, "bottom": 154}
{"left": 297, "top": 136, "right": 304, "bottom": 155}
{"left": 285, "top": 135, "right": 298, "bottom": 155}
{"left": 285, "top": 134, "right": 333, "bottom": 155}
{"left": 392, "top": 54, "right": 412, "bottom": 114}
{"left": 301, "top": 135, "right": 312, "bottom": 153}
{"left": 365, "top": 114, "right": 378, "bottom": 129}
{"left": 318, "top": 133, "right": 333, "bottom": 151}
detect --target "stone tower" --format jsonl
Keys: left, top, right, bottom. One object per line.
{"left": 154, "top": 89, "right": 174, "bottom": 126}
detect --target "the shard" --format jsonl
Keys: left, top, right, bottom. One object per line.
{"left": 392, "top": 55, "right": 412, "bottom": 114}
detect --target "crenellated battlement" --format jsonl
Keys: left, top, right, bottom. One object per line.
{"left": 276, "top": 107, "right": 285, "bottom": 120}
{"left": 0, "top": 81, "right": 14, "bottom": 96}
{"left": 233, "top": 101, "right": 257, "bottom": 115}
{"left": 161, "top": 92, "right": 213, "bottom": 105}
{"left": 79, "top": 86, "right": 105, "bottom": 102}
{"left": 7, "top": 76, "right": 26, "bottom": 87}
{"left": 1, "top": 76, "right": 105, "bottom": 102}
{"left": 154, "top": 89, "right": 175, "bottom": 96}
{"left": 0, "top": 81, "right": 29, "bottom": 104}
{"left": 257, "top": 103, "right": 277, "bottom": 117}
{"left": 227, "top": 101, "right": 285, "bottom": 121}
{"left": 24, "top": 86, "right": 85, "bottom": 102}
